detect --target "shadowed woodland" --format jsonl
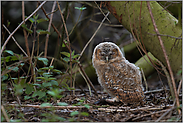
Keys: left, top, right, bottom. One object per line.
{"left": 1, "top": 1, "right": 182, "bottom": 122}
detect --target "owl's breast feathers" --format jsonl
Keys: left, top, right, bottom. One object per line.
{"left": 102, "top": 59, "right": 145, "bottom": 104}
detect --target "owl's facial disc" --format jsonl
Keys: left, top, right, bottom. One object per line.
{"left": 98, "top": 47, "right": 118, "bottom": 63}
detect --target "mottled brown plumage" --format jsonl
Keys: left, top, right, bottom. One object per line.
{"left": 92, "top": 42, "right": 145, "bottom": 104}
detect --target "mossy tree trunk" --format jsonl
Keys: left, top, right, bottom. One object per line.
{"left": 105, "top": 1, "right": 182, "bottom": 78}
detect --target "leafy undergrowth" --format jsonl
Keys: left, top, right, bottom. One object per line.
{"left": 1, "top": 84, "right": 182, "bottom": 122}
{"left": 1, "top": 49, "right": 182, "bottom": 122}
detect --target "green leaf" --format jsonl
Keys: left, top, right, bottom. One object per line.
{"left": 36, "top": 29, "right": 50, "bottom": 35}
{"left": 4, "top": 50, "right": 14, "bottom": 55}
{"left": 32, "top": 91, "right": 46, "bottom": 99}
{"left": 57, "top": 102, "right": 68, "bottom": 106}
{"left": 57, "top": 117, "right": 66, "bottom": 122}
{"left": 33, "top": 83, "right": 41, "bottom": 87}
{"left": 1, "top": 74, "right": 8, "bottom": 81}
{"left": 71, "top": 50, "right": 75, "bottom": 57}
{"left": 75, "top": 6, "right": 87, "bottom": 11}
{"left": 60, "top": 52, "right": 70, "bottom": 57}
{"left": 36, "top": 77, "right": 45, "bottom": 80}
{"left": 7, "top": 66, "right": 19, "bottom": 72}
{"left": 73, "top": 54, "right": 80, "bottom": 59}
{"left": 28, "top": 17, "right": 35, "bottom": 23}
{"left": 37, "top": 18, "right": 49, "bottom": 23}
{"left": 80, "top": 112, "right": 89, "bottom": 116}
{"left": 47, "top": 91, "right": 56, "bottom": 96}
{"left": 62, "top": 57, "right": 70, "bottom": 63}
{"left": 42, "top": 82, "right": 52, "bottom": 87}
{"left": 52, "top": 69, "right": 62, "bottom": 74}
{"left": 37, "top": 57, "right": 48, "bottom": 66}
{"left": 21, "top": 24, "right": 33, "bottom": 34}
{"left": 84, "top": 104, "right": 90, "bottom": 109}
{"left": 49, "top": 66, "right": 54, "bottom": 69}
{"left": 7, "top": 21, "right": 11, "bottom": 26}
{"left": 50, "top": 80, "right": 58, "bottom": 86}
{"left": 62, "top": 43, "right": 66, "bottom": 47}
{"left": 40, "top": 103, "right": 52, "bottom": 107}
{"left": 25, "top": 84, "right": 34, "bottom": 95}
{"left": 70, "top": 111, "right": 79, "bottom": 116}
{"left": 14, "top": 84, "right": 24, "bottom": 96}
{"left": 24, "top": 96, "right": 31, "bottom": 100}
{"left": 33, "top": 14, "right": 39, "bottom": 20}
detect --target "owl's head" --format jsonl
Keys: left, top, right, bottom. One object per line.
{"left": 92, "top": 42, "right": 123, "bottom": 63}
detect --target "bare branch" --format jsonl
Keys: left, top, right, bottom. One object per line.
{"left": 1, "top": 1, "right": 47, "bottom": 55}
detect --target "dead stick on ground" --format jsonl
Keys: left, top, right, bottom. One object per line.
{"left": 6, "top": 104, "right": 89, "bottom": 109}
{"left": 147, "top": 1, "right": 180, "bottom": 115}
{"left": 156, "top": 106, "right": 175, "bottom": 122}
{"left": 1, "top": 1, "right": 47, "bottom": 55}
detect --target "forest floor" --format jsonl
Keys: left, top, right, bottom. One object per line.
{"left": 2, "top": 73, "right": 182, "bottom": 122}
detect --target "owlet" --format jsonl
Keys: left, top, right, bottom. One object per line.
{"left": 92, "top": 42, "right": 145, "bottom": 104}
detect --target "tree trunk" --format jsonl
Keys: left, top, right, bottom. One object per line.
{"left": 105, "top": 1, "right": 182, "bottom": 78}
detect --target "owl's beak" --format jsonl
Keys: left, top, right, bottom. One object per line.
{"left": 105, "top": 56, "right": 109, "bottom": 62}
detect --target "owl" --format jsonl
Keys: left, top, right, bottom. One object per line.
{"left": 92, "top": 42, "right": 145, "bottom": 104}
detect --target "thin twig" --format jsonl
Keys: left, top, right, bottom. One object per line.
{"left": 90, "top": 19, "right": 123, "bottom": 27}
{"left": 44, "top": 1, "right": 56, "bottom": 58}
{"left": 1, "top": 105, "right": 10, "bottom": 122}
{"left": 147, "top": 1, "right": 180, "bottom": 115}
{"left": 144, "top": 88, "right": 169, "bottom": 94}
{"left": 57, "top": 1, "right": 73, "bottom": 89}
{"left": 148, "top": 33, "right": 182, "bottom": 40}
{"left": 77, "top": 62, "right": 98, "bottom": 96}
{"left": 1, "top": 1, "right": 47, "bottom": 55}
{"left": 98, "top": 104, "right": 173, "bottom": 112}
{"left": 78, "top": 68, "right": 92, "bottom": 96}
{"left": 94, "top": 1, "right": 111, "bottom": 23}
{"left": 22, "top": 1, "right": 30, "bottom": 57}
{"left": 156, "top": 106, "right": 175, "bottom": 122}
{"left": 155, "top": 58, "right": 175, "bottom": 99}
{"left": 48, "top": 58, "right": 54, "bottom": 73}
{"left": 78, "top": 11, "right": 110, "bottom": 60}
{"left": 141, "top": 68, "right": 148, "bottom": 91}
{"left": 177, "top": 80, "right": 182, "bottom": 95}
{"left": 3, "top": 24, "right": 28, "bottom": 57}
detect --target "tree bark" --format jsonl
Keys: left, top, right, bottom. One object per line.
{"left": 105, "top": 1, "right": 182, "bottom": 78}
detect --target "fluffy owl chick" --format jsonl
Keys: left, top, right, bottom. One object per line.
{"left": 92, "top": 42, "right": 145, "bottom": 104}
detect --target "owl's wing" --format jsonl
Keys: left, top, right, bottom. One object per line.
{"left": 106, "top": 59, "right": 142, "bottom": 92}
